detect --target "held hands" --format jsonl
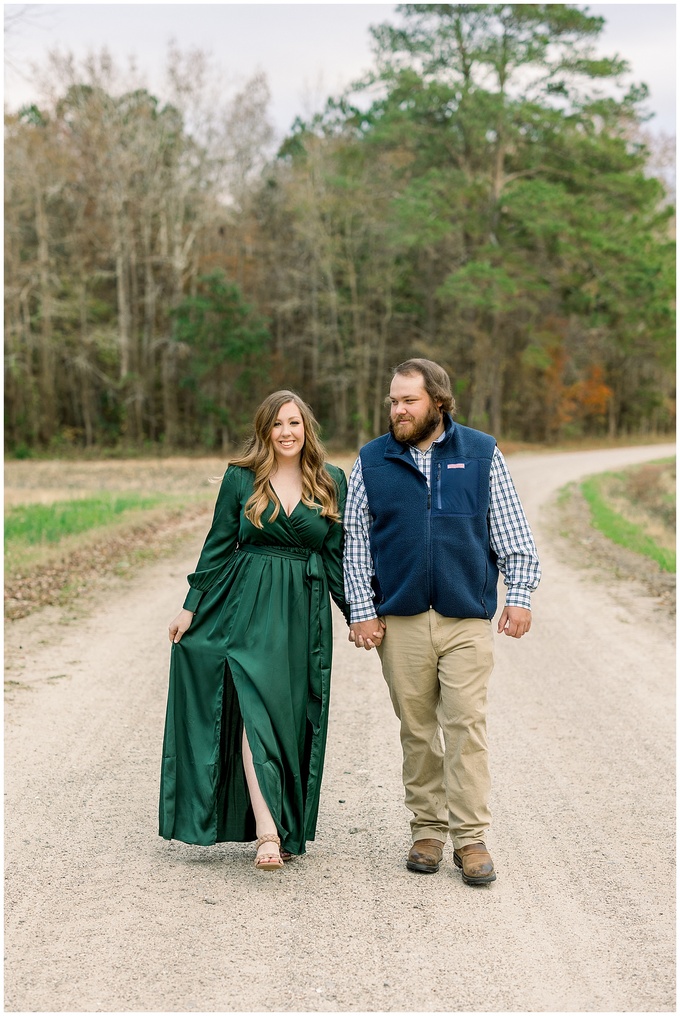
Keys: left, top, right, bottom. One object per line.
{"left": 349, "top": 617, "right": 386, "bottom": 651}
{"left": 497, "top": 605, "right": 532, "bottom": 639}
{"left": 168, "top": 608, "right": 195, "bottom": 644}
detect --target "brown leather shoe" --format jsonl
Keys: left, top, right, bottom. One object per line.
{"left": 453, "top": 842, "right": 496, "bottom": 885}
{"left": 407, "top": 838, "right": 445, "bottom": 873}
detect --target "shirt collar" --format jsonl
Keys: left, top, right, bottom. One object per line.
{"left": 413, "top": 426, "right": 448, "bottom": 455}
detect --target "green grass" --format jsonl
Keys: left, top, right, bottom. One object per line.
{"left": 556, "top": 482, "right": 575, "bottom": 508}
{"left": 581, "top": 473, "right": 676, "bottom": 573}
{"left": 5, "top": 493, "right": 168, "bottom": 548}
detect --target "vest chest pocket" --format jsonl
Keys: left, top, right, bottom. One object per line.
{"left": 434, "top": 458, "right": 480, "bottom": 516}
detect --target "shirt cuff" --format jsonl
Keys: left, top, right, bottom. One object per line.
{"left": 349, "top": 600, "right": 379, "bottom": 623}
{"left": 504, "top": 587, "right": 532, "bottom": 610}
{"left": 183, "top": 587, "right": 204, "bottom": 613}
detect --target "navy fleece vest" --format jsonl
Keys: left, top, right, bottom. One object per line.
{"left": 359, "top": 416, "right": 499, "bottom": 619}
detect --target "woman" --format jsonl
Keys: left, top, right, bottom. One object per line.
{"left": 159, "top": 391, "right": 352, "bottom": 870}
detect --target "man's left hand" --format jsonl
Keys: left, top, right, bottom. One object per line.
{"left": 497, "top": 606, "right": 532, "bottom": 638}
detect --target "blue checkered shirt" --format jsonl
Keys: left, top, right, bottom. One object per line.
{"left": 343, "top": 435, "right": 541, "bottom": 622}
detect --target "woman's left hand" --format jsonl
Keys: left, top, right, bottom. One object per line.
{"left": 168, "top": 608, "right": 195, "bottom": 644}
{"left": 348, "top": 617, "right": 386, "bottom": 650}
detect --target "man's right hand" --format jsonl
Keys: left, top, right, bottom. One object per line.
{"left": 348, "top": 618, "right": 386, "bottom": 651}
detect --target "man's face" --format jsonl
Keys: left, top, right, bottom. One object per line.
{"left": 388, "top": 372, "right": 443, "bottom": 446}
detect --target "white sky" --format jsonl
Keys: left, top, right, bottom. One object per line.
{"left": 4, "top": 2, "right": 676, "bottom": 140}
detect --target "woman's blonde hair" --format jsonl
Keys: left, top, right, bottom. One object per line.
{"left": 230, "top": 390, "right": 341, "bottom": 529}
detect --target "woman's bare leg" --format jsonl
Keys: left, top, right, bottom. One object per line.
{"left": 242, "top": 727, "right": 281, "bottom": 862}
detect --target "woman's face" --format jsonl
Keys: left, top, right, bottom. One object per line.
{"left": 270, "top": 401, "right": 305, "bottom": 463}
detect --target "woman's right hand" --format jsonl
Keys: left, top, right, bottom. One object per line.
{"left": 168, "top": 608, "right": 195, "bottom": 644}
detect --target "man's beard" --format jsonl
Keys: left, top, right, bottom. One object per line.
{"left": 389, "top": 402, "right": 443, "bottom": 446}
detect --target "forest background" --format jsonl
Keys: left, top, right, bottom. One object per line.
{"left": 4, "top": 3, "right": 676, "bottom": 455}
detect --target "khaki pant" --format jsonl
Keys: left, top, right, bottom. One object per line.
{"left": 377, "top": 611, "right": 494, "bottom": 850}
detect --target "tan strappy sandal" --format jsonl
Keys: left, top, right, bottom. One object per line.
{"left": 254, "top": 833, "right": 284, "bottom": 871}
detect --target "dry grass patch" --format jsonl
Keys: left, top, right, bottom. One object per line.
{"left": 582, "top": 459, "right": 675, "bottom": 572}
{"left": 552, "top": 457, "right": 676, "bottom": 614}
{"left": 5, "top": 456, "right": 230, "bottom": 503}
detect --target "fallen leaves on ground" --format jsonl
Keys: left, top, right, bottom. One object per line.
{"left": 5, "top": 504, "right": 211, "bottom": 621}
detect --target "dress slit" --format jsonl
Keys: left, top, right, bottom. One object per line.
{"left": 215, "top": 658, "right": 256, "bottom": 843}
{"left": 216, "top": 655, "right": 291, "bottom": 848}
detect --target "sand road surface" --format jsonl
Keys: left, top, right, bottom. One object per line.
{"left": 5, "top": 443, "right": 675, "bottom": 1013}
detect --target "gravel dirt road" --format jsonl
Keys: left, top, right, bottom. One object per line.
{"left": 5, "top": 443, "right": 675, "bottom": 1013}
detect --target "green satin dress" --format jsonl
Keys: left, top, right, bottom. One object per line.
{"left": 158, "top": 463, "right": 349, "bottom": 855}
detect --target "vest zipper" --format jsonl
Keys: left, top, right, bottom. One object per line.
{"left": 481, "top": 560, "right": 490, "bottom": 618}
{"left": 426, "top": 476, "right": 432, "bottom": 607}
{"left": 436, "top": 462, "right": 442, "bottom": 510}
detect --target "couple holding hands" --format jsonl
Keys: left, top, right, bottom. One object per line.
{"left": 159, "top": 358, "right": 540, "bottom": 885}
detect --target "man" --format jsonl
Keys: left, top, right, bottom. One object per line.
{"left": 343, "top": 358, "right": 540, "bottom": 885}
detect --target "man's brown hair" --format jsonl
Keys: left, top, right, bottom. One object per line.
{"left": 392, "top": 358, "right": 456, "bottom": 415}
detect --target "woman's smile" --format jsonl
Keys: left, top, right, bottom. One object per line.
{"left": 271, "top": 401, "right": 305, "bottom": 459}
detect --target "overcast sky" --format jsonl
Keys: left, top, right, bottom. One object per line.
{"left": 4, "top": 2, "right": 676, "bottom": 139}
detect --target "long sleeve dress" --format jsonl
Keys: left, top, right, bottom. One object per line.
{"left": 158, "top": 463, "right": 349, "bottom": 856}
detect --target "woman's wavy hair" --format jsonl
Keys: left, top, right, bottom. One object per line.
{"left": 230, "top": 390, "right": 341, "bottom": 529}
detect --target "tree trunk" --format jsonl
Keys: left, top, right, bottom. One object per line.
{"left": 78, "top": 283, "right": 95, "bottom": 448}
{"left": 468, "top": 331, "right": 492, "bottom": 430}
{"left": 488, "top": 321, "right": 504, "bottom": 436}
{"left": 142, "top": 218, "right": 157, "bottom": 442}
{"left": 309, "top": 263, "right": 320, "bottom": 403}
{"left": 372, "top": 283, "right": 392, "bottom": 437}
{"left": 489, "top": 367, "right": 503, "bottom": 436}
{"left": 608, "top": 391, "right": 618, "bottom": 439}
{"left": 323, "top": 265, "right": 347, "bottom": 446}
{"left": 19, "top": 285, "right": 40, "bottom": 444}
{"left": 115, "top": 217, "right": 131, "bottom": 381}
{"left": 162, "top": 344, "right": 179, "bottom": 448}
{"left": 346, "top": 256, "right": 369, "bottom": 447}
{"left": 34, "top": 189, "right": 57, "bottom": 444}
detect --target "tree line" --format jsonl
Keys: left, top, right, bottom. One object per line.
{"left": 5, "top": 4, "right": 675, "bottom": 454}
